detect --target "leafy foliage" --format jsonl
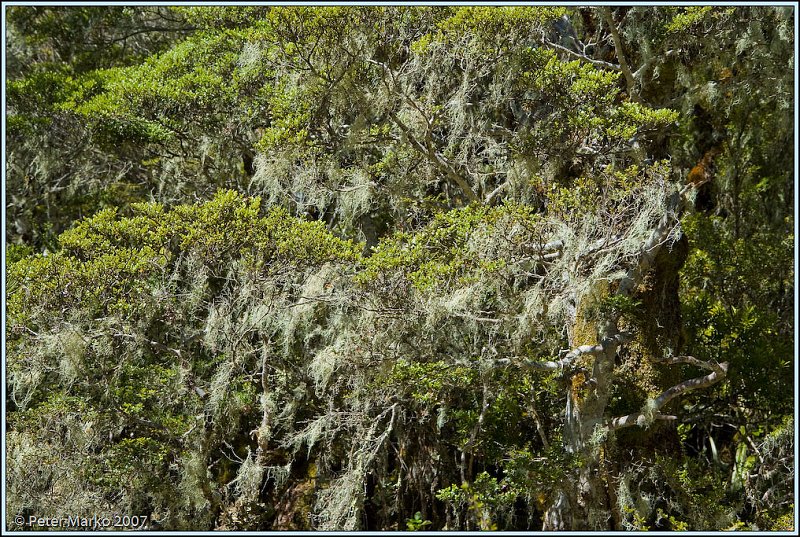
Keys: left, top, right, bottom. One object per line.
{"left": 5, "top": 5, "right": 793, "bottom": 532}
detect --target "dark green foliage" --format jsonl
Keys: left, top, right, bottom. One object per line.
{"left": 5, "top": 5, "right": 793, "bottom": 532}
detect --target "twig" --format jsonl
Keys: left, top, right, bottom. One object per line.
{"left": 541, "top": 35, "right": 622, "bottom": 72}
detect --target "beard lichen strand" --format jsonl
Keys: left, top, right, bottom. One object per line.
{"left": 547, "top": 185, "right": 686, "bottom": 530}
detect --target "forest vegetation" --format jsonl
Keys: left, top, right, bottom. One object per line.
{"left": 4, "top": 5, "right": 795, "bottom": 531}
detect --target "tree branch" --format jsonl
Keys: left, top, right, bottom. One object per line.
{"left": 521, "top": 343, "right": 605, "bottom": 371}
{"left": 494, "top": 333, "right": 632, "bottom": 371}
{"left": 104, "top": 25, "right": 197, "bottom": 46}
{"left": 388, "top": 110, "right": 479, "bottom": 203}
{"left": 617, "top": 180, "right": 712, "bottom": 301}
{"left": 541, "top": 239, "right": 565, "bottom": 252}
{"left": 368, "top": 58, "right": 480, "bottom": 204}
{"left": 484, "top": 181, "right": 508, "bottom": 204}
{"left": 607, "top": 412, "right": 677, "bottom": 430}
{"left": 615, "top": 191, "right": 681, "bottom": 299}
{"left": 541, "top": 35, "right": 622, "bottom": 72}
{"left": 607, "top": 357, "right": 729, "bottom": 430}
{"left": 600, "top": 7, "right": 639, "bottom": 102}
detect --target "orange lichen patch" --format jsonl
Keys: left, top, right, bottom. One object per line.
{"left": 686, "top": 145, "right": 722, "bottom": 187}
{"left": 571, "top": 370, "right": 587, "bottom": 403}
{"left": 687, "top": 163, "right": 708, "bottom": 187}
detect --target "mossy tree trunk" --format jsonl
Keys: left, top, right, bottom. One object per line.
{"left": 543, "top": 188, "right": 721, "bottom": 530}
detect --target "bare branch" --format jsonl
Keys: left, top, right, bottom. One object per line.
{"left": 600, "top": 7, "right": 639, "bottom": 102}
{"left": 504, "top": 343, "right": 606, "bottom": 372}
{"left": 485, "top": 181, "right": 508, "bottom": 204}
{"left": 607, "top": 359, "right": 729, "bottom": 431}
{"left": 608, "top": 413, "right": 677, "bottom": 429}
{"left": 541, "top": 35, "right": 622, "bottom": 72}
{"left": 494, "top": 333, "right": 632, "bottom": 371}
{"left": 521, "top": 239, "right": 565, "bottom": 262}
{"left": 649, "top": 356, "right": 728, "bottom": 409}
{"left": 388, "top": 110, "right": 479, "bottom": 203}
{"left": 650, "top": 354, "right": 726, "bottom": 372}
{"left": 541, "top": 239, "right": 565, "bottom": 252}
{"left": 542, "top": 251, "right": 562, "bottom": 262}
{"left": 527, "top": 396, "right": 551, "bottom": 450}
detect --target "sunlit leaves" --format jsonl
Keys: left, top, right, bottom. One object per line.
{"left": 359, "top": 203, "right": 535, "bottom": 293}
{"left": 9, "top": 190, "right": 360, "bottom": 324}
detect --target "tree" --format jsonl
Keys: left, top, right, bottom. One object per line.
{"left": 5, "top": 6, "right": 794, "bottom": 531}
{"left": 5, "top": 6, "right": 194, "bottom": 249}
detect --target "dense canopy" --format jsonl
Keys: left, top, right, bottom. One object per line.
{"left": 5, "top": 5, "right": 795, "bottom": 531}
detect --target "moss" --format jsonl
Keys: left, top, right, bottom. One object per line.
{"left": 572, "top": 279, "right": 610, "bottom": 346}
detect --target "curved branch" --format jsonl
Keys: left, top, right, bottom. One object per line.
{"left": 608, "top": 358, "right": 729, "bottom": 430}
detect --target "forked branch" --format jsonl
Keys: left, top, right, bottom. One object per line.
{"left": 608, "top": 356, "right": 729, "bottom": 430}
{"left": 496, "top": 333, "right": 632, "bottom": 372}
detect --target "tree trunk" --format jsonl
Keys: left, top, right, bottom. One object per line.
{"left": 544, "top": 191, "right": 691, "bottom": 530}
{"left": 544, "top": 318, "right": 619, "bottom": 530}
